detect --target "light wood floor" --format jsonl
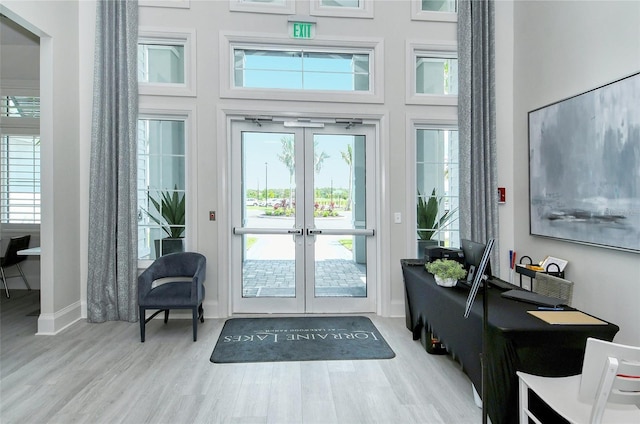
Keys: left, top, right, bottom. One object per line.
{"left": 1, "top": 290, "right": 481, "bottom": 424}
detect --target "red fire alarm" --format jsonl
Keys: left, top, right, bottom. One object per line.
{"left": 498, "top": 187, "right": 506, "bottom": 204}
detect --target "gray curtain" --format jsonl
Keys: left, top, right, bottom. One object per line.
{"left": 457, "top": 0, "right": 499, "bottom": 273}
{"left": 87, "top": 0, "right": 139, "bottom": 323}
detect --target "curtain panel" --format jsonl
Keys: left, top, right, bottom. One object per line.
{"left": 87, "top": 0, "right": 139, "bottom": 322}
{"left": 457, "top": 0, "right": 499, "bottom": 274}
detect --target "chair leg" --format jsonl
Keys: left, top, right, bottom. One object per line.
{"left": 164, "top": 309, "right": 169, "bottom": 323}
{"left": 139, "top": 306, "right": 146, "bottom": 342}
{"left": 16, "top": 264, "right": 31, "bottom": 291}
{"left": 0, "top": 267, "right": 9, "bottom": 298}
{"left": 198, "top": 304, "right": 204, "bottom": 323}
{"left": 192, "top": 307, "right": 198, "bottom": 342}
{"left": 518, "top": 378, "right": 530, "bottom": 424}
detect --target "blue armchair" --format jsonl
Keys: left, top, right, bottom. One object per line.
{"left": 138, "top": 252, "right": 206, "bottom": 342}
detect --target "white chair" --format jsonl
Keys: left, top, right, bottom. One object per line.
{"left": 517, "top": 337, "right": 640, "bottom": 424}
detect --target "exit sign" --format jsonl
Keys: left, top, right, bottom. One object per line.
{"left": 291, "top": 22, "right": 314, "bottom": 39}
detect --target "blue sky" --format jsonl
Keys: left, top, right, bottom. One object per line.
{"left": 243, "top": 132, "right": 353, "bottom": 191}
{"left": 239, "top": 51, "right": 363, "bottom": 192}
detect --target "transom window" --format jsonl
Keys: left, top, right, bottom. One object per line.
{"left": 310, "top": 0, "right": 373, "bottom": 18}
{"left": 229, "top": 0, "right": 295, "bottom": 14}
{"left": 416, "top": 54, "right": 458, "bottom": 95}
{"left": 411, "top": 0, "right": 457, "bottom": 21}
{"left": 421, "top": 0, "right": 457, "bottom": 13}
{"left": 233, "top": 47, "right": 370, "bottom": 92}
{"left": 323, "top": 0, "right": 359, "bottom": 6}
{"left": 138, "top": 43, "right": 185, "bottom": 84}
{"left": 406, "top": 41, "right": 458, "bottom": 105}
{"left": 138, "top": 29, "right": 196, "bottom": 96}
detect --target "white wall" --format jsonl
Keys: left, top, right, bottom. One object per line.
{"left": 4, "top": 0, "right": 637, "bottom": 344}
{"left": 0, "top": 0, "right": 81, "bottom": 334}
{"left": 131, "top": 0, "right": 458, "bottom": 318}
{"left": 508, "top": 0, "right": 640, "bottom": 344}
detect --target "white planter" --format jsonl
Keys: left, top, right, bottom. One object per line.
{"left": 435, "top": 275, "right": 458, "bottom": 287}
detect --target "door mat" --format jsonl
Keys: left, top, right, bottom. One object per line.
{"left": 210, "top": 316, "right": 395, "bottom": 363}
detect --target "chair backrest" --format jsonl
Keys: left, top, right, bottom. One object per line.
{"left": 1, "top": 235, "right": 31, "bottom": 267}
{"left": 533, "top": 272, "right": 574, "bottom": 306}
{"left": 153, "top": 252, "right": 206, "bottom": 278}
{"left": 579, "top": 338, "right": 640, "bottom": 422}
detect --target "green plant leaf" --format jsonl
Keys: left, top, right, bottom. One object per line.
{"left": 144, "top": 184, "right": 185, "bottom": 238}
{"left": 417, "top": 188, "right": 458, "bottom": 240}
{"left": 425, "top": 259, "right": 467, "bottom": 280}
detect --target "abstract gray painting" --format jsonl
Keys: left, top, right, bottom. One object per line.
{"left": 529, "top": 72, "right": 640, "bottom": 252}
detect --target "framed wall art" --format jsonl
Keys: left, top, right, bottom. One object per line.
{"left": 528, "top": 72, "right": 640, "bottom": 252}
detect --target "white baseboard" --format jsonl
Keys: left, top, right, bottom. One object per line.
{"left": 389, "top": 299, "right": 406, "bottom": 318}
{"left": 37, "top": 300, "right": 82, "bottom": 335}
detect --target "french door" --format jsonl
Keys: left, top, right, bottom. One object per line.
{"left": 231, "top": 117, "right": 377, "bottom": 313}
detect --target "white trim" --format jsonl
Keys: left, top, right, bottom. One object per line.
{"left": 406, "top": 40, "right": 458, "bottom": 106}
{"left": 375, "top": 111, "right": 390, "bottom": 316}
{"left": 140, "top": 0, "right": 190, "bottom": 8}
{"left": 36, "top": 300, "right": 82, "bottom": 335}
{"left": 137, "top": 101, "right": 198, "bottom": 268}
{"left": 411, "top": 0, "right": 457, "bottom": 22}
{"left": 390, "top": 299, "right": 406, "bottom": 318}
{"left": 309, "top": 0, "right": 374, "bottom": 19}
{"left": 217, "top": 104, "right": 392, "bottom": 317}
{"left": 220, "top": 31, "right": 385, "bottom": 104}
{"left": 138, "top": 27, "right": 197, "bottom": 97}
{"left": 229, "top": 0, "right": 296, "bottom": 15}
{"left": 405, "top": 113, "right": 458, "bottom": 257}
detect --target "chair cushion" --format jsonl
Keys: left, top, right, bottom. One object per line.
{"left": 151, "top": 276, "right": 193, "bottom": 289}
{"left": 139, "top": 282, "right": 203, "bottom": 307}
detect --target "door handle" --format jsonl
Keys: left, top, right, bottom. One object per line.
{"left": 307, "top": 229, "right": 322, "bottom": 235}
{"left": 288, "top": 229, "right": 303, "bottom": 235}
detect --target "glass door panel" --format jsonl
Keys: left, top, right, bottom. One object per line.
{"left": 231, "top": 119, "right": 376, "bottom": 314}
{"left": 304, "top": 129, "right": 374, "bottom": 313}
{"left": 233, "top": 125, "right": 304, "bottom": 313}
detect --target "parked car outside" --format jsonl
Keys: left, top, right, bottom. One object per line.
{"left": 245, "top": 198, "right": 258, "bottom": 206}
{"left": 267, "top": 198, "right": 281, "bottom": 207}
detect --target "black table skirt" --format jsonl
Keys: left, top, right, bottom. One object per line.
{"left": 401, "top": 261, "right": 619, "bottom": 424}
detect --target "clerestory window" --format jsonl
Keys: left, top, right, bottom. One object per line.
{"left": 138, "top": 28, "right": 197, "bottom": 96}
{"left": 233, "top": 48, "right": 371, "bottom": 92}
{"left": 411, "top": 0, "right": 457, "bottom": 22}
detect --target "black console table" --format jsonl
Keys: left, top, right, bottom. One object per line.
{"left": 401, "top": 260, "right": 619, "bottom": 424}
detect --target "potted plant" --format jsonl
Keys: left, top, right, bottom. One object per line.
{"left": 145, "top": 185, "right": 185, "bottom": 258}
{"left": 425, "top": 259, "right": 467, "bottom": 287}
{"left": 417, "top": 188, "right": 457, "bottom": 256}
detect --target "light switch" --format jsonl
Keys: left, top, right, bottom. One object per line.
{"left": 394, "top": 212, "right": 402, "bottom": 224}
